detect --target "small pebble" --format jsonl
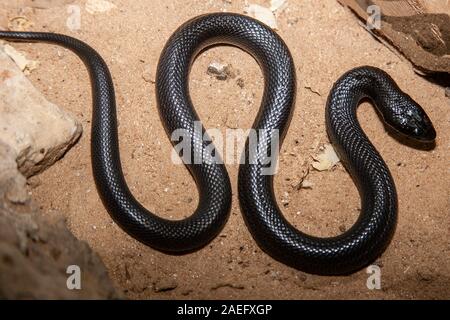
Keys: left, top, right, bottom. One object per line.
{"left": 142, "top": 65, "right": 155, "bottom": 83}
{"left": 207, "top": 62, "right": 235, "bottom": 80}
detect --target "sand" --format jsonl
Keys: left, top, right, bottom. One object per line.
{"left": 5, "top": 0, "right": 449, "bottom": 299}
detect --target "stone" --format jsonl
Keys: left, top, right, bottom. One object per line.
{"left": 0, "top": 44, "right": 115, "bottom": 299}
{"left": 0, "top": 43, "right": 82, "bottom": 177}
{"left": 0, "top": 142, "right": 121, "bottom": 299}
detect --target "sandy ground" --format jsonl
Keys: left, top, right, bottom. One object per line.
{"left": 4, "top": 0, "right": 449, "bottom": 299}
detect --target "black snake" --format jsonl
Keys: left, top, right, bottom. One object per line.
{"left": 0, "top": 13, "right": 436, "bottom": 275}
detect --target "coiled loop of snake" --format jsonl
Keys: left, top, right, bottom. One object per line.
{"left": 0, "top": 13, "right": 435, "bottom": 274}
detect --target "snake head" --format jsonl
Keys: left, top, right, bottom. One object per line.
{"left": 383, "top": 92, "right": 436, "bottom": 142}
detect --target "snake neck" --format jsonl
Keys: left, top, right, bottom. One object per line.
{"left": 326, "top": 66, "right": 403, "bottom": 120}
{"left": 325, "top": 67, "right": 398, "bottom": 201}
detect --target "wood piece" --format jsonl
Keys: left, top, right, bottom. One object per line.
{"left": 337, "top": 0, "right": 450, "bottom": 74}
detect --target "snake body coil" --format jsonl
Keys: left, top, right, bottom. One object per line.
{"left": 0, "top": 13, "right": 435, "bottom": 275}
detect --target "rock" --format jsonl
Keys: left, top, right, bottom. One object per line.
{"left": 142, "top": 64, "right": 155, "bottom": 83}
{"left": 300, "top": 180, "right": 314, "bottom": 189}
{"left": 3, "top": 43, "right": 38, "bottom": 73}
{"left": 0, "top": 143, "right": 121, "bottom": 299}
{"left": 207, "top": 62, "right": 236, "bottom": 81}
{"left": 445, "top": 87, "right": 450, "bottom": 98}
{"left": 0, "top": 43, "right": 115, "bottom": 299}
{"left": 0, "top": 43, "right": 82, "bottom": 177}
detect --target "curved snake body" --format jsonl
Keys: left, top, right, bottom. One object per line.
{"left": 0, "top": 13, "right": 435, "bottom": 275}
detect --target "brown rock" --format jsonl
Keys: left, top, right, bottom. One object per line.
{"left": 0, "top": 143, "right": 120, "bottom": 299}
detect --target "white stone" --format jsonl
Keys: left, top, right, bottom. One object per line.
{"left": 0, "top": 43, "right": 82, "bottom": 177}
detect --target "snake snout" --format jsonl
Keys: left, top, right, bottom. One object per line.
{"left": 410, "top": 114, "right": 436, "bottom": 142}
{"left": 385, "top": 94, "right": 436, "bottom": 142}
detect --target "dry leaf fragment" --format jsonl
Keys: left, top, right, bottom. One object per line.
{"left": 244, "top": 4, "right": 278, "bottom": 30}
{"left": 312, "top": 144, "right": 340, "bottom": 171}
{"left": 270, "top": 0, "right": 288, "bottom": 13}
{"left": 85, "top": 0, "right": 116, "bottom": 14}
